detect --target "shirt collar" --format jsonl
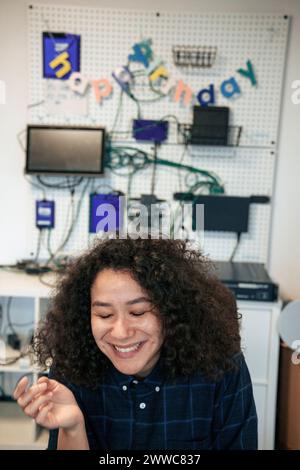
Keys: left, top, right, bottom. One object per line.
{"left": 107, "top": 355, "right": 166, "bottom": 389}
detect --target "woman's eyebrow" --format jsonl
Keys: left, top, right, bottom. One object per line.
{"left": 92, "top": 301, "right": 112, "bottom": 307}
{"left": 91, "top": 297, "right": 150, "bottom": 308}
{"left": 126, "top": 296, "right": 150, "bottom": 306}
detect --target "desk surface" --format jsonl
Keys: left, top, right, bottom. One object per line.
{"left": 0, "top": 269, "right": 57, "bottom": 298}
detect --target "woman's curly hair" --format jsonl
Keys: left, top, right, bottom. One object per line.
{"left": 34, "top": 237, "right": 241, "bottom": 388}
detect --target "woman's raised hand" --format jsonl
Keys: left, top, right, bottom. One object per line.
{"left": 13, "top": 376, "right": 84, "bottom": 431}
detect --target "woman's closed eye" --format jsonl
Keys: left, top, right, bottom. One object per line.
{"left": 94, "top": 311, "right": 147, "bottom": 319}
{"left": 130, "top": 311, "right": 147, "bottom": 317}
{"left": 95, "top": 313, "right": 113, "bottom": 319}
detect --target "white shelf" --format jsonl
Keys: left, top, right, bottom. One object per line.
{"left": 238, "top": 300, "right": 281, "bottom": 450}
{"left": 0, "top": 358, "right": 40, "bottom": 373}
{"left": 0, "top": 431, "right": 49, "bottom": 450}
{"left": 0, "top": 402, "right": 49, "bottom": 449}
{"left": 0, "top": 269, "right": 57, "bottom": 298}
{"left": 0, "top": 271, "right": 54, "bottom": 448}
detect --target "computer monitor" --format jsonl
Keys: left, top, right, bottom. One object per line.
{"left": 26, "top": 125, "right": 105, "bottom": 176}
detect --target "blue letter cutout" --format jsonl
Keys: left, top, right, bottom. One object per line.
{"left": 220, "top": 77, "right": 241, "bottom": 98}
{"left": 197, "top": 84, "right": 215, "bottom": 106}
{"left": 128, "top": 39, "right": 153, "bottom": 68}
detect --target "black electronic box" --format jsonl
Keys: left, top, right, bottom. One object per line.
{"left": 214, "top": 261, "right": 278, "bottom": 302}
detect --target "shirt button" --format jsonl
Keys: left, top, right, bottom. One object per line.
{"left": 155, "top": 386, "right": 160, "bottom": 392}
{"left": 139, "top": 402, "right": 146, "bottom": 409}
{"left": 122, "top": 385, "right": 127, "bottom": 391}
{"left": 133, "top": 380, "right": 139, "bottom": 385}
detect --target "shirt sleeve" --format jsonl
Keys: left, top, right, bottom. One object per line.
{"left": 212, "top": 353, "right": 258, "bottom": 450}
{"left": 46, "top": 371, "right": 98, "bottom": 450}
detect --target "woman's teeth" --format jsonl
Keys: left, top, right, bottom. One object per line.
{"left": 114, "top": 342, "right": 142, "bottom": 353}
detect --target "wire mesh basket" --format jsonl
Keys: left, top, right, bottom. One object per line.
{"left": 178, "top": 123, "right": 243, "bottom": 147}
{"left": 172, "top": 45, "right": 217, "bottom": 68}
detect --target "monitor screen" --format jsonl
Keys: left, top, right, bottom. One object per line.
{"left": 26, "top": 125, "right": 105, "bottom": 176}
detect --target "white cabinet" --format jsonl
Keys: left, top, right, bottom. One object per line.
{"left": 0, "top": 271, "right": 281, "bottom": 449}
{"left": 238, "top": 300, "right": 281, "bottom": 450}
{"left": 0, "top": 270, "right": 52, "bottom": 449}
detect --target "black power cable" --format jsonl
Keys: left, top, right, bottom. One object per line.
{"left": 229, "top": 232, "right": 242, "bottom": 262}
{"left": 37, "top": 175, "right": 83, "bottom": 190}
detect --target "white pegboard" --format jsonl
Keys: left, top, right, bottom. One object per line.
{"left": 26, "top": 5, "right": 289, "bottom": 262}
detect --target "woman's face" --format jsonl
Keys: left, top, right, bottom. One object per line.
{"left": 91, "top": 269, "right": 164, "bottom": 377}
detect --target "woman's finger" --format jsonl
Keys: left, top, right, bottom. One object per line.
{"left": 37, "top": 376, "right": 48, "bottom": 384}
{"left": 35, "top": 402, "right": 53, "bottom": 427}
{"left": 24, "top": 392, "right": 53, "bottom": 418}
{"left": 13, "top": 376, "right": 29, "bottom": 400}
{"left": 17, "top": 382, "right": 47, "bottom": 408}
{"left": 37, "top": 376, "right": 58, "bottom": 392}
{"left": 38, "top": 400, "right": 50, "bottom": 412}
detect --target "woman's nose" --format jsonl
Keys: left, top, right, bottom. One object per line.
{"left": 111, "top": 316, "right": 134, "bottom": 340}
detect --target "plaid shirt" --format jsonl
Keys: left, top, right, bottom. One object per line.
{"left": 48, "top": 353, "right": 257, "bottom": 450}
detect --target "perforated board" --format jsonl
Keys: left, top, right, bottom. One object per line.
{"left": 27, "top": 5, "right": 289, "bottom": 262}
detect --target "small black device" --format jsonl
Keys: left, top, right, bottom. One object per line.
{"left": 24, "top": 263, "right": 51, "bottom": 275}
{"left": 192, "top": 195, "right": 250, "bottom": 232}
{"left": 214, "top": 261, "right": 278, "bottom": 302}
{"left": 26, "top": 125, "right": 105, "bottom": 176}
{"left": 129, "top": 194, "right": 167, "bottom": 232}
{"left": 190, "top": 106, "right": 229, "bottom": 145}
{"left": 7, "top": 334, "right": 21, "bottom": 351}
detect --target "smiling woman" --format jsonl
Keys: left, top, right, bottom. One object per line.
{"left": 90, "top": 269, "right": 164, "bottom": 378}
{"left": 14, "top": 237, "right": 257, "bottom": 450}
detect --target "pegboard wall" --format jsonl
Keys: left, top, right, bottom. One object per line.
{"left": 26, "top": 4, "right": 290, "bottom": 263}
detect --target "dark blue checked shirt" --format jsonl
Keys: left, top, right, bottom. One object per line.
{"left": 48, "top": 353, "right": 257, "bottom": 450}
